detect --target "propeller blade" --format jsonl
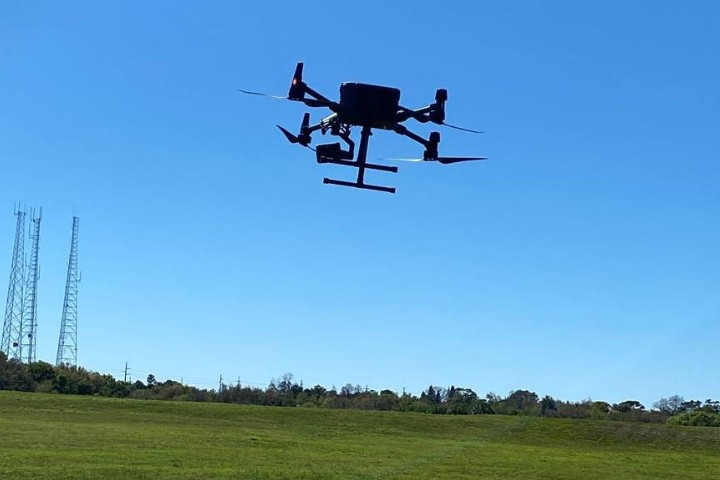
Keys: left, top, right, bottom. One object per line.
{"left": 377, "top": 157, "right": 425, "bottom": 162}
{"left": 301, "top": 112, "right": 310, "bottom": 130}
{"left": 238, "top": 89, "right": 287, "bottom": 100}
{"left": 277, "top": 125, "right": 316, "bottom": 151}
{"left": 441, "top": 122, "right": 484, "bottom": 134}
{"left": 277, "top": 125, "right": 299, "bottom": 143}
{"left": 378, "top": 156, "right": 486, "bottom": 164}
{"left": 437, "top": 156, "right": 487, "bottom": 164}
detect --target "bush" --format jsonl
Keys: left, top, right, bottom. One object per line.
{"left": 667, "top": 411, "right": 720, "bottom": 427}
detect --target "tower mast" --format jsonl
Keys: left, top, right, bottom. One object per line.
{"left": 1, "top": 208, "right": 26, "bottom": 360}
{"left": 56, "top": 216, "right": 79, "bottom": 367}
{"left": 24, "top": 208, "right": 41, "bottom": 363}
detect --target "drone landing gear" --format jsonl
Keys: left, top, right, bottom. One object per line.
{"left": 319, "top": 126, "right": 397, "bottom": 194}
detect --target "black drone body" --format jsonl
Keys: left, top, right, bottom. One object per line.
{"left": 241, "top": 62, "right": 485, "bottom": 194}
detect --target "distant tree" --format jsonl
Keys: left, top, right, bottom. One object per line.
{"left": 0, "top": 352, "right": 36, "bottom": 392}
{"left": 589, "top": 401, "right": 611, "bottom": 417}
{"left": 306, "top": 385, "right": 326, "bottom": 398}
{"left": 680, "top": 399, "right": 702, "bottom": 412}
{"left": 424, "top": 385, "right": 436, "bottom": 403}
{"left": 341, "top": 384, "right": 354, "bottom": 398}
{"left": 376, "top": 390, "right": 399, "bottom": 411}
{"left": 27, "top": 361, "right": 56, "bottom": 383}
{"left": 703, "top": 399, "right": 720, "bottom": 413}
{"left": 653, "top": 396, "right": 685, "bottom": 415}
{"left": 613, "top": 400, "right": 645, "bottom": 413}
{"left": 540, "top": 395, "right": 557, "bottom": 416}
{"left": 276, "top": 373, "right": 294, "bottom": 394}
{"left": 146, "top": 374, "right": 157, "bottom": 388}
{"left": 446, "top": 388, "right": 480, "bottom": 415}
{"left": 504, "top": 390, "right": 539, "bottom": 415}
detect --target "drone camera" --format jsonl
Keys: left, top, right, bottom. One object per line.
{"left": 316, "top": 142, "right": 352, "bottom": 163}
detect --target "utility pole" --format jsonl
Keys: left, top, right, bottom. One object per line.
{"left": 218, "top": 374, "right": 223, "bottom": 393}
{"left": 2, "top": 208, "right": 26, "bottom": 360}
{"left": 56, "top": 217, "right": 79, "bottom": 366}
{"left": 124, "top": 362, "right": 129, "bottom": 383}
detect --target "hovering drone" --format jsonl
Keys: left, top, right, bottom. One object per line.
{"left": 240, "top": 62, "right": 486, "bottom": 194}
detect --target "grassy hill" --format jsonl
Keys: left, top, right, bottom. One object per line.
{"left": 1, "top": 390, "right": 718, "bottom": 479}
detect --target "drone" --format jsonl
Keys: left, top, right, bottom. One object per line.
{"left": 240, "top": 62, "right": 486, "bottom": 194}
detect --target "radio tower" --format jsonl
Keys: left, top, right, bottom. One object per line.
{"left": 23, "top": 209, "right": 41, "bottom": 363}
{"left": 56, "top": 216, "right": 79, "bottom": 367}
{"left": 1, "top": 208, "right": 27, "bottom": 360}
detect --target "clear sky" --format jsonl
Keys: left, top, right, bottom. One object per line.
{"left": 1, "top": 1, "right": 718, "bottom": 407}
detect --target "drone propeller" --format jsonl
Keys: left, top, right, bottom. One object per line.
{"left": 435, "top": 156, "right": 487, "bottom": 164}
{"left": 276, "top": 113, "right": 315, "bottom": 151}
{"left": 277, "top": 125, "right": 300, "bottom": 143}
{"left": 238, "top": 89, "right": 333, "bottom": 110}
{"left": 237, "top": 88, "right": 287, "bottom": 100}
{"left": 441, "top": 122, "right": 484, "bottom": 134}
{"left": 379, "top": 156, "right": 487, "bottom": 164}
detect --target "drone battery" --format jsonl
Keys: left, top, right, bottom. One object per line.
{"left": 339, "top": 82, "right": 400, "bottom": 129}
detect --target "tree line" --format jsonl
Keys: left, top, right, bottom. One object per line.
{"left": 1, "top": 352, "right": 718, "bottom": 427}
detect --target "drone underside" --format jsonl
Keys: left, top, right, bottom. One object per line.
{"left": 241, "top": 62, "right": 486, "bottom": 194}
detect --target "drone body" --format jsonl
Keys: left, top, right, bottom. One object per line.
{"left": 241, "top": 62, "right": 485, "bottom": 194}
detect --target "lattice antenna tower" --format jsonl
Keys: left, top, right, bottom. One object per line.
{"left": 56, "top": 216, "right": 79, "bottom": 367}
{"left": 2, "top": 208, "right": 27, "bottom": 360}
{"left": 23, "top": 208, "right": 41, "bottom": 363}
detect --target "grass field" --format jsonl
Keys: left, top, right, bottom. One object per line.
{"left": 1, "top": 391, "right": 718, "bottom": 479}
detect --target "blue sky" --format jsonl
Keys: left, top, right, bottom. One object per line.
{"left": 1, "top": 1, "right": 718, "bottom": 406}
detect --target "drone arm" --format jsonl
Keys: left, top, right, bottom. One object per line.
{"left": 392, "top": 124, "right": 430, "bottom": 148}
{"left": 304, "top": 85, "right": 332, "bottom": 104}
{"left": 287, "top": 62, "right": 339, "bottom": 110}
{"left": 304, "top": 120, "right": 325, "bottom": 135}
{"left": 396, "top": 105, "right": 433, "bottom": 123}
{"left": 397, "top": 90, "right": 447, "bottom": 124}
{"left": 392, "top": 125, "right": 441, "bottom": 160}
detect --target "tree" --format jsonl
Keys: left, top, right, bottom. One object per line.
{"left": 504, "top": 390, "right": 539, "bottom": 415}
{"left": 446, "top": 388, "right": 480, "bottom": 415}
{"left": 376, "top": 390, "right": 399, "bottom": 411}
{"left": 540, "top": 395, "right": 557, "bottom": 416}
{"left": 653, "top": 396, "right": 685, "bottom": 415}
{"left": 276, "top": 373, "right": 295, "bottom": 394}
{"left": 703, "top": 399, "right": 720, "bottom": 413}
{"left": 146, "top": 374, "right": 157, "bottom": 388}
{"left": 613, "top": 400, "right": 645, "bottom": 413}
{"left": 0, "top": 352, "right": 36, "bottom": 392}
{"left": 27, "top": 361, "right": 56, "bottom": 383}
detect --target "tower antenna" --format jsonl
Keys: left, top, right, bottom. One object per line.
{"left": 1, "top": 208, "right": 27, "bottom": 360}
{"left": 24, "top": 208, "right": 41, "bottom": 363}
{"left": 56, "top": 216, "right": 79, "bottom": 367}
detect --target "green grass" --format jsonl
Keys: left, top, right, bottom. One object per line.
{"left": 1, "top": 391, "right": 718, "bottom": 479}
